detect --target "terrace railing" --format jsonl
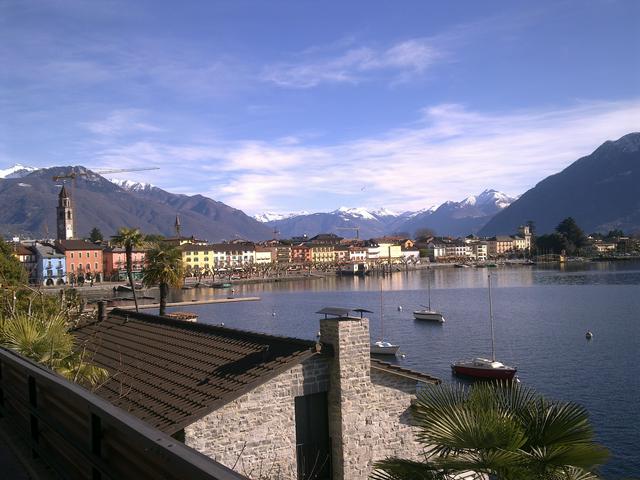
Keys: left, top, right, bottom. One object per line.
{"left": 0, "top": 347, "right": 247, "bottom": 480}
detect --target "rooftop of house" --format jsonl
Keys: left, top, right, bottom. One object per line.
{"left": 56, "top": 239, "right": 103, "bottom": 251}
{"left": 180, "top": 243, "right": 256, "bottom": 253}
{"left": 12, "top": 243, "right": 34, "bottom": 256}
{"left": 73, "top": 309, "right": 321, "bottom": 435}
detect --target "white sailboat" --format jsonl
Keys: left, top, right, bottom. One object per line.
{"left": 413, "top": 269, "right": 445, "bottom": 323}
{"left": 451, "top": 274, "right": 517, "bottom": 380}
{"left": 371, "top": 285, "right": 400, "bottom": 355}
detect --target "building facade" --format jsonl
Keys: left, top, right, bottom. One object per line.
{"left": 56, "top": 240, "right": 104, "bottom": 283}
{"left": 34, "top": 243, "right": 67, "bottom": 286}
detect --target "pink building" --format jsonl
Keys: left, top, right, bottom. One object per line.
{"left": 103, "top": 246, "right": 146, "bottom": 281}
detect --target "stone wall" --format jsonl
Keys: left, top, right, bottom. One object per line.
{"left": 369, "top": 368, "right": 426, "bottom": 464}
{"left": 319, "top": 316, "right": 429, "bottom": 480}
{"left": 185, "top": 356, "right": 330, "bottom": 480}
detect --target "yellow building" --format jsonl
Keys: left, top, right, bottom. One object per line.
{"left": 309, "top": 244, "right": 335, "bottom": 263}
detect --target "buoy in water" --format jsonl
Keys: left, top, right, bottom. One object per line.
{"left": 272, "top": 312, "right": 276, "bottom": 316}
{"left": 585, "top": 330, "right": 593, "bottom": 340}
{"left": 397, "top": 305, "right": 403, "bottom": 311}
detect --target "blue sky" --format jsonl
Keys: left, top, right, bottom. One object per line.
{"left": 1, "top": 0, "right": 638, "bottom": 215}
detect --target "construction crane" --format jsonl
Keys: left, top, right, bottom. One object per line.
{"left": 52, "top": 166, "right": 159, "bottom": 181}
{"left": 335, "top": 226, "right": 360, "bottom": 239}
{"left": 52, "top": 167, "right": 160, "bottom": 239}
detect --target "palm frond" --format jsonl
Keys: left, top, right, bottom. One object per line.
{"left": 370, "top": 458, "right": 446, "bottom": 480}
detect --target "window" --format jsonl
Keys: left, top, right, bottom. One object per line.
{"left": 71, "top": 264, "right": 74, "bottom": 272}
{"left": 95, "top": 262, "right": 98, "bottom": 270}
{"left": 70, "top": 252, "right": 74, "bottom": 259}
{"left": 86, "top": 263, "right": 91, "bottom": 271}
{"left": 95, "top": 252, "right": 98, "bottom": 258}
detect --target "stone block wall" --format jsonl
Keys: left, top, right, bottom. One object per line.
{"left": 369, "top": 368, "right": 426, "bottom": 463}
{"left": 184, "top": 356, "right": 330, "bottom": 480}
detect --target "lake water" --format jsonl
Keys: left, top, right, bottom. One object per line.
{"left": 165, "top": 261, "right": 640, "bottom": 478}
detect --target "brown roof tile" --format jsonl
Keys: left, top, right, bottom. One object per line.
{"left": 370, "top": 358, "right": 441, "bottom": 384}
{"left": 73, "top": 309, "right": 320, "bottom": 434}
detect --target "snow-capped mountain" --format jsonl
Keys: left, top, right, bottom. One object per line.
{"left": 400, "top": 189, "right": 516, "bottom": 236}
{"left": 257, "top": 190, "right": 516, "bottom": 238}
{"left": 254, "top": 211, "right": 310, "bottom": 223}
{"left": 110, "top": 178, "right": 155, "bottom": 192}
{"left": 0, "top": 164, "right": 39, "bottom": 179}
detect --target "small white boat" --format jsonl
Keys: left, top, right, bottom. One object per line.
{"left": 371, "top": 285, "right": 400, "bottom": 356}
{"left": 371, "top": 340, "right": 400, "bottom": 355}
{"left": 413, "top": 269, "right": 445, "bottom": 323}
{"left": 413, "top": 309, "right": 445, "bottom": 322}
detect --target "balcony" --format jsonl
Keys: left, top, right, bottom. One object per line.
{"left": 0, "top": 348, "right": 247, "bottom": 480}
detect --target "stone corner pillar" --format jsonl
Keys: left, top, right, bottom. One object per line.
{"left": 319, "top": 315, "right": 373, "bottom": 480}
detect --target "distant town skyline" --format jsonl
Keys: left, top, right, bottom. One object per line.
{"left": 1, "top": 0, "right": 638, "bottom": 215}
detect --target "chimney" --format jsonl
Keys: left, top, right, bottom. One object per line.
{"left": 319, "top": 314, "right": 374, "bottom": 480}
{"left": 97, "top": 301, "right": 107, "bottom": 322}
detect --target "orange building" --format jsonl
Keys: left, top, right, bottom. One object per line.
{"left": 56, "top": 240, "right": 104, "bottom": 283}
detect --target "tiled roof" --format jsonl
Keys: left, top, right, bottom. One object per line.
{"left": 56, "top": 240, "right": 103, "bottom": 251}
{"left": 370, "top": 358, "right": 441, "bottom": 384}
{"left": 73, "top": 309, "right": 320, "bottom": 434}
{"left": 12, "top": 244, "right": 34, "bottom": 256}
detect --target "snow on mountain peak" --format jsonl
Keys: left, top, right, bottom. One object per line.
{"left": 254, "top": 211, "right": 309, "bottom": 223}
{"left": 110, "top": 178, "right": 154, "bottom": 191}
{"left": 0, "top": 164, "right": 38, "bottom": 179}
{"left": 333, "top": 207, "right": 377, "bottom": 220}
{"left": 370, "top": 207, "right": 398, "bottom": 217}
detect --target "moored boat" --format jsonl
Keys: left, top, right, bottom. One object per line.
{"left": 413, "top": 269, "right": 445, "bottom": 323}
{"left": 451, "top": 357, "right": 516, "bottom": 380}
{"left": 413, "top": 309, "right": 445, "bottom": 322}
{"left": 451, "top": 274, "right": 517, "bottom": 380}
{"left": 371, "top": 286, "right": 399, "bottom": 356}
{"left": 371, "top": 340, "right": 400, "bottom": 355}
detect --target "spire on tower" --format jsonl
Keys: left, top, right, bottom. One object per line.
{"left": 175, "top": 215, "right": 181, "bottom": 237}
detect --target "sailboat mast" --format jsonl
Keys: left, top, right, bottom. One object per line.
{"left": 488, "top": 274, "right": 496, "bottom": 362}
{"left": 427, "top": 269, "right": 432, "bottom": 310}
{"left": 380, "top": 284, "right": 384, "bottom": 341}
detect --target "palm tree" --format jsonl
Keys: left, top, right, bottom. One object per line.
{"left": 371, "top": 382, "right": 608, "bottom": 480}
{"left": 0, "top": 301, "right": 108, "bottom": 388}
{"left": 142, "top": 244, "right": 184, "bottom": 316}
{"left": 111, "top": 227, "right": 145, "bottom": 312}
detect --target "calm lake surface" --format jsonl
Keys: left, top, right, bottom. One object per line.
{"left": 165, "top": 261, "right": 640, "bottom": 478}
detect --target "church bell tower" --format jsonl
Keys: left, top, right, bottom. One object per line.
{"left": 56, "top": 185, "right": 74, "bottom": 240}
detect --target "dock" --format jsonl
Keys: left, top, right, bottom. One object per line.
{"left": 109, "top": 296, "right": 261, "bottom": 311}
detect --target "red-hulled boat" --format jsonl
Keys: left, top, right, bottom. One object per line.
{"left": 451, "top": 274, "right": 517, "bottom": 381}
{"left": 451, "top": 357, "right": 517, "bottom": 380}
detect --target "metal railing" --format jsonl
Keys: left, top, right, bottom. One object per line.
{"left": 0, "top": 347, "right": 247, "bottom": 480}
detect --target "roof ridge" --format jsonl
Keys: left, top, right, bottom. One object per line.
{"left": 109, "top": 308, "right": 318, "bottom": 348}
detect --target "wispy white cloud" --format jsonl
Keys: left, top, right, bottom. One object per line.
{"left": 86, "top": 99, "right": 640, "bottom": 214}
{"left": 83, "top": 110, "right": 163, "bottom": 136}
{"left": 262, "top": 38, "right": 443, "bottom": 88}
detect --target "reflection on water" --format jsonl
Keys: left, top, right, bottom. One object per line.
{"left": 161, "top": 261, "right": 640, "bottom": 479}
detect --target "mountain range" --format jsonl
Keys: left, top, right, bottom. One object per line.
{"left": 480, "top": 132, "right": 640, "bottom": 235}
{"left": 1, "top": 133, "right": 638, "bottom": 241}
{"left": 0, "top": 167, "right": 272, "bottom": 241}
{"left": 255, "top": 190, "right": 516, "bottom": 239}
